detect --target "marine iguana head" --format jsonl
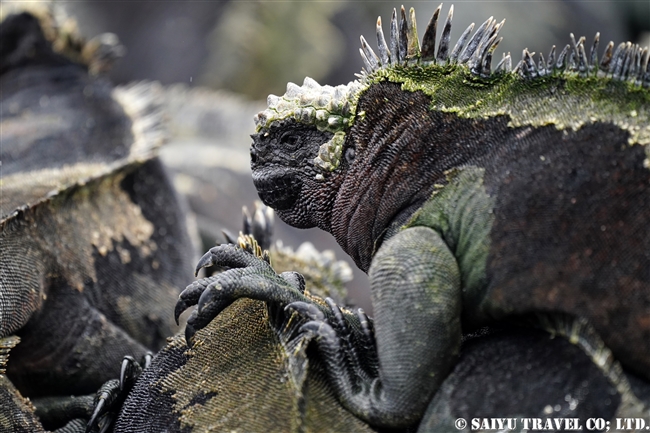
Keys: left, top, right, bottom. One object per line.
{"left": 250, "top": 77, "right": 360, "bottom": 227}
{"left": 251, "top": 4, "right": 650, "bottom": 270}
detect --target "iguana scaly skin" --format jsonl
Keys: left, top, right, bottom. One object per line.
{"left": 179, "top": 3, "right": 650, "bottom": 429}
{"left": 0, "top": 6, "right": 195, "bottom": 431}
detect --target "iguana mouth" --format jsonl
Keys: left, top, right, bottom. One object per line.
{"left": 252, "top": 169, "right": 302, "bottom": 210}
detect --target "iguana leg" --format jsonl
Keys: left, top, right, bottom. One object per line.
{"left": 7, "top": 279, "right": 150, "bottom": 397}
{"left": 290, "top": 226, "right": 462, "bottom": 427}
{"left": 31, "top": 395, "right": 94, "bottom": 431}
{"left": 30, "top": 352, "right": 150, "bottom": 433}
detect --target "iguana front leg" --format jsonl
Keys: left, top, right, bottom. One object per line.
{"left": 299, "top": 226, "right": 462, "bottom": 427}
{"left": 175, "top": 241, "right": 319, "bottom": 346}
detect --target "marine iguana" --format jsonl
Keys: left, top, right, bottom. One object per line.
{"left": 0, "top": 5, "right": 195, "bottom": 431}
{"left": 176, "top": 3, "right": 650, "bottom": 429}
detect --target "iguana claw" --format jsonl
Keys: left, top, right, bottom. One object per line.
{"left": 119, "top": 353, "right": 151, "bottom": 391}
{"left": 285, "top": 301, "right": 325, "bottom": 321}
{"left": 184, "top": 312, "right": 199, "bottom": 348}
{"left": 86, "top": 379, "right": 119, "bottom": 433}
{"left": 119, "top": 356, "right": 136, "bottom": 392}
{"left": 174, "top": 300, "right": 188, "bottom": 326}
{"left": 194, "top": 250, "right": 216, "bottom": 276}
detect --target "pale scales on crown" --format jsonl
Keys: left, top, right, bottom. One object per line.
{"left": 254, "top": 4, "right": 650, "bottom": 177}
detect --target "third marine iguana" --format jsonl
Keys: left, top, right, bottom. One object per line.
{"left": 176, "top": 3, "right": 650, "bottom": 429}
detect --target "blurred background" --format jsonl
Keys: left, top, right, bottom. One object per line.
{"left": 68, "top": 1, "right": 650, "bottom": 98}
{"left": 58, "top": 1, "right": 649, "bottom": 311}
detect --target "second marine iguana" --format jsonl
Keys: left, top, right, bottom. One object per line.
{"left": 0, "top": 5, "right": 196, "bottom": 432}
{"left": 177, "top": 3, "right": 650, "bottom": 429}
{"left": 113, "top": 204, "right": 377, "bottom": 433}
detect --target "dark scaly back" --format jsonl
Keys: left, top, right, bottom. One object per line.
{"left": 479, "top": 118, "right": 650, "bottom": 378}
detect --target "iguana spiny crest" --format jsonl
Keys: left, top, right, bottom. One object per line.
{"left": 254, "top": 4, "right": 650, "bottom": 173}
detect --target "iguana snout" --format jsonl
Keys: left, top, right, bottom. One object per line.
{"left": 252, "top": 169, "right": 302, "bottom": 210}
{"left": 250, "top": 119, "right": 347, "bottom": 228}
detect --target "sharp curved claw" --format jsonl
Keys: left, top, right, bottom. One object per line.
{"left": 285, "top": 301, "right": 325, "bottom": 321}
{"left": 298, "top": 320, "right": 339, "bottom": 346}
{"left": 98, "top": 413, "right": 114, "bottom": 433}
{"left": 86, "top": 398, "right": 105, "bottom": 433}
{"left": 119, "top": 356, "right": 135, "bottom": 392}
{"left": 174, "top": 299, "right": 187, "bottom": 325}
{"left": 143, "top": 352, "right": 153, "bottom": 369}
{"left": 195, "top": 250, "right": 215, "bottom": 277}
{"left": 185, "top": 320, "right": 197, "bottom": 348}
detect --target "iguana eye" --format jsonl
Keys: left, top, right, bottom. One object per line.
{"left": 280, "top": 132, "right": 299, "bottom": 149}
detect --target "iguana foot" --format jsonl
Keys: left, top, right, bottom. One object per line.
{"left": 287, "top": 298, "right": 379, "bottom": 386}
{"left": 86, "top": 353, "right": 152, "bottom": 433}
{"left": 176, "top": 237, "right": 315, "bottom": 347}
{"left": 31, "top": 353, "right": 151, "bottom": 433}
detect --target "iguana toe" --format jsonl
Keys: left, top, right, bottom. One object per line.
{"left": 119, "top": 353, "right": 151, "bottom": 392}
{"left": 194, "top": 250, "right": 216, "bottom": 276}
{"left": 195, "top": 243, "right": 270, "bottom": 277}
{"left": 299, "top": 320, "right": 339, "bottom": 343}
{"left": 175, "top": 276, "right": 219, "bottom": 324}
{"left": 86, "top": 379, "right": 119, "bottom": 433}
{"left": 184, "top": 312, "right": 199, "bottom": 348}
{"left": 285, "top": 301, "right": 325, "bottom": 321}
{"left": 173, "top": 300, "right": 188, "bottom": 326}
{"left": 87, "top": 353, "right": 151, "bottom": 432}
{"left": 196, "top": 281, "right": 232, "bottom": 319}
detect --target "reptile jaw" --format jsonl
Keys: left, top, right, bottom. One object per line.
{"left": 252, "top": 169, "right": 302, "bottom": 211}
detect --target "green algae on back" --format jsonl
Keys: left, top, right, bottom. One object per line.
{"left": 368, "top": 64, "right": 650, "bottom": 147}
